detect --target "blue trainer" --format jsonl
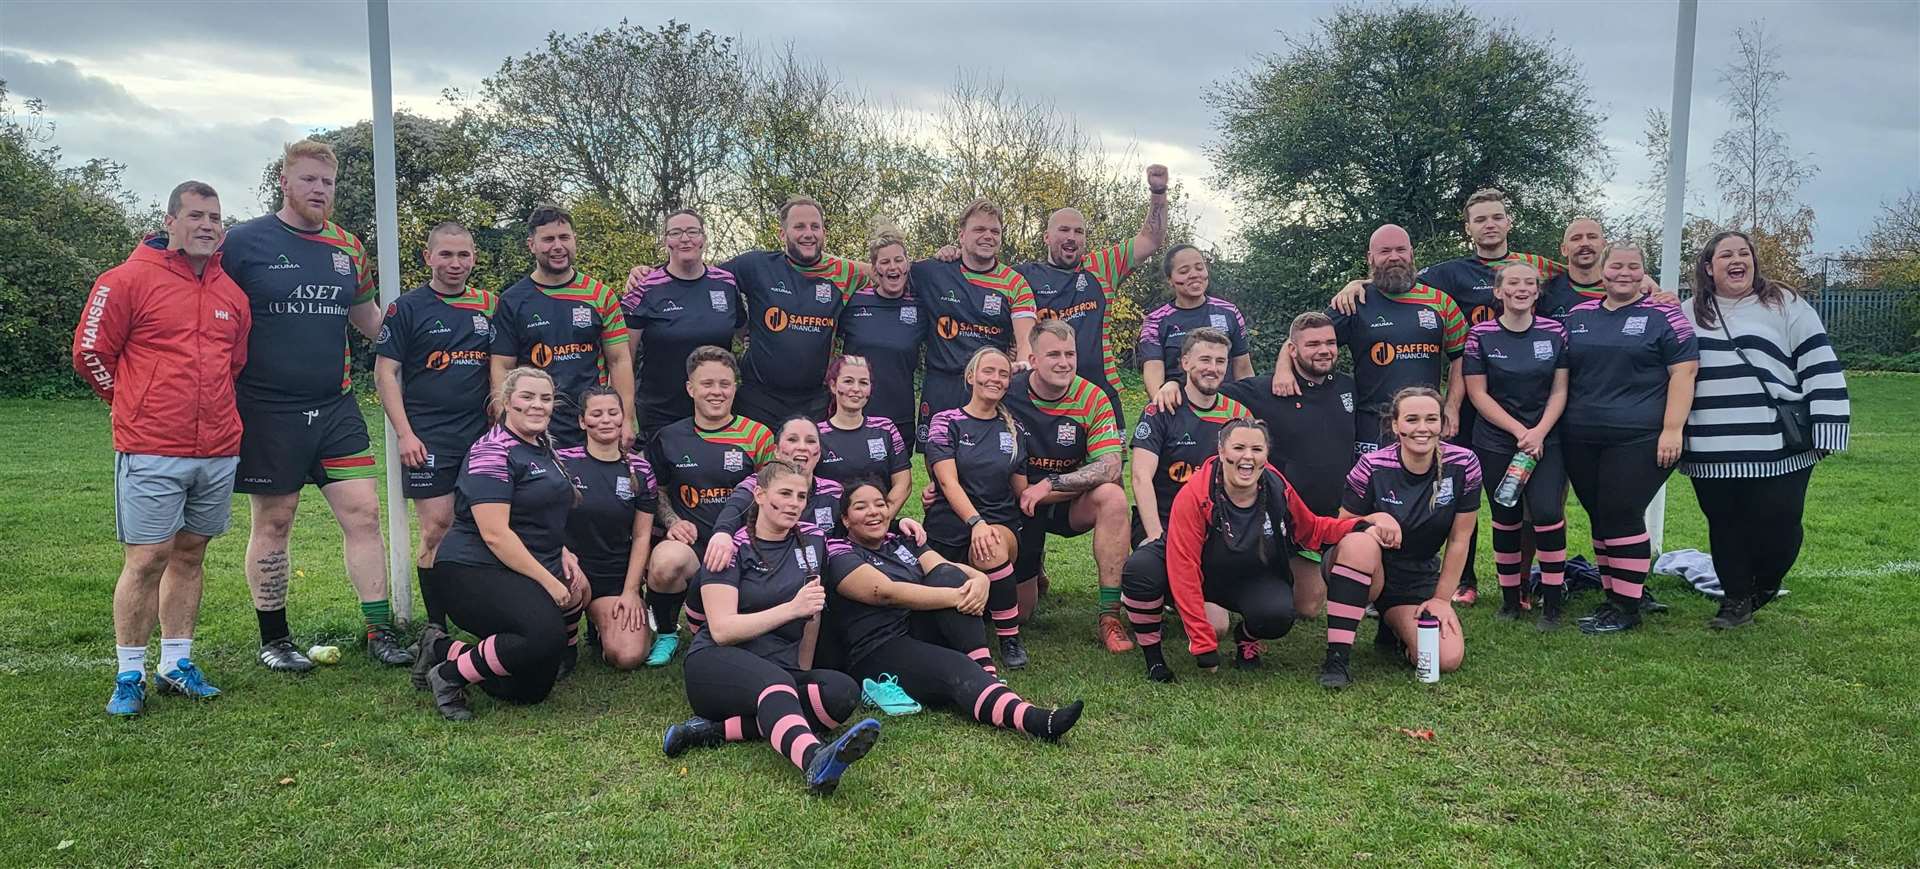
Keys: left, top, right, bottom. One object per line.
{"left": 861, "top": 674, "right": 922, "bottom": 716}
{"left": 804, "top": 717, "right": 881, "bottom": 796}
{"left": 155, "top": 659, "right": 222, "bottom": 700}
{"left": 106, "top": 672, "right": 145, "bottom": 718}
{"left": 645, "top": 633, "right": 681, "bottom": 668}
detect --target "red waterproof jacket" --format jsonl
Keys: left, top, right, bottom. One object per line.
{"left": 1165, "top": 456, "right": 1363, "bottom": 657}
{"left": 71, "top": 238, "right": 250, "bottom": 457}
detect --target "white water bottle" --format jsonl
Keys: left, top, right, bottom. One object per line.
{"left": 1415, "top": 610, "right": 1440, "bottom": 683}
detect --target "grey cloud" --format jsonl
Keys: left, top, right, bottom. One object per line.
{"left": 0, "top": 50, "right": 161, "bottom": 118}
{"left": 296, "top": 54, "right": 364, "bottom": 79}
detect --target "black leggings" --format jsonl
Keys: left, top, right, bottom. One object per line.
{"left": 1448, "top": 411, "right": 1482, "bottom": 591}
{"left": 1119, "top": 539, "right": 1298, "bottom": 652}
{"left": 682, "top": 645, "right": 858, "bottom": 770}
{"left": 1475, "top": 442, "right": 1570, "bottom": 592}
{"left": 1690, "top": 467, "right": 1813, "bottom": 606}
{"left": 435, "top": 563, "right": 568, "bottom": 705}
{"left": 1564, "top": 434, "right": 1674, "bottom": 602}
{"left": 847, "top": 607, "right": 1043, "bottom": 735}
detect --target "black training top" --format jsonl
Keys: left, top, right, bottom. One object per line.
{"left": 1129, "top": 394, "right": 1251, "bottom": 524}
{"left": 646, "top": 415, "right": 777, "bottom": 542}
{"left": 1220, "top": 371, "right": 1357, "bottom": 515}
{"left": 373, "top": 283, "right": 498, "bottom": 456}
{"left": 711, "top": 474, "right": 845, "bottom": 541}
{"left": 437, "top": 425, "right": 575, "bottom": 578}
{"left": 1540, "top": 273, "right": 1606, "bottom": 320}
{"left": 1462, "top": 316, "right": 1569, "bottom": 452}
{"left": 223, "top": 215, "right": 376, "bottom": 408}
{"left": 720, "top": 251, "right": 862, "bottom": 393}
{"left": 1136, "top": 296, "right": 1250, "bottom": 382}
{"left": 1562, "top": 298, "right": 1699, "bottom": 440}
{"left": 555, "top": 446, "right": 659, "bottom": 584}
{"left": 815, "top": 416, "right": 911, "bottom": 489}
{"left": 688, "top": 527, "right": 829, "bottom": 669}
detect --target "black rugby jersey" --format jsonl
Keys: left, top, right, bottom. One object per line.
{"left": 373, "top": 283, "right": 497, "bottom": 456}
{"left": 555, "top": 446, "right": 659, "bottom": 583}
{"left": 837, "top": 286, "right": 927, "bottom": 431}
{"left": 1136, "top": 296, "right": 1249, "bottom": 381}
{"left": 1015, "top": 239, "right": 1133, "bottom": 395}
{"left": 491, "top": 271, "right": 627, "bottom": 444}
{"left": 824, "top": 532, "right": 932, "bottom": 666}
{"left": 1417, "top": 252, "right": 1565, "bottom": 328}
{"left": 1327, "top": 283, "right": 1466, "bottom": 441}
{"left": 1003, "top": 371, "right": 1123, "bottom": 484}
{"left": 1130, "top": 393, "right": 1250, "bottom": 524}
{"left": 924, "top": 407, "right": 1028, "bottom": 528}
{"left": 1343, "top": 443, "right": 1482, "bottom": 582}
{"left": 688, "top": 528, "right": 829, "bottom": 669}
{"left": 1220, "top": 371, "right": 1357, "bottom": 515}
{"left": 1562, "top": 298, "right": 1698, "bottom": 439}
{"left": 712, "top": 474, "right": 845, "bottom": 541}
{"left": 645, "top": 415, "right": 777, "bottom": 541}
{"left": 910, "top": 259, "right": 1036, "bottom": 375}
{"left": 620, "top": 265, "right": 744, "bottom": 431}
{"left": 223, "top": 215, "right": 376, "bottom": 408}
{"left": 814, "top": 416, "right": 911, "bottom": 489}
{"left": 720, "top": 251, "right": 862, "bottom": 392}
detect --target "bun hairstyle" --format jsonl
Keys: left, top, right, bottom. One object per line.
{"left": 1387, "top": 386, "right": 1448, "bottom": 508}
{"left": 867, "top": 219, "right": 907, "bottom": 262}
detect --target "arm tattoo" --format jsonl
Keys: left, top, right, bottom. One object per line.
{"left": 1054, "top": 453, "right": 1121, "bottom": 495}
{"left": 655, "top": 500, "right": 681, "bottom": 530}
{"left": 252, "top": 550, "right": 290, "bottom": 610}
{"left": 1143, "top": 195, "right": 1168, "bottom": 245}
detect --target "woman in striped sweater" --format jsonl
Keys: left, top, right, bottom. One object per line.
{"left": 1681, "top": 231, "right": 1851, "bottom": 629}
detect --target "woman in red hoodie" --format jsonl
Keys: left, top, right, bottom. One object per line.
{"left": 1120, "top": 418, "right": 1400, "bottom": 682}
{"left": 72, "top": 181, "right": 250, "bottom": 717}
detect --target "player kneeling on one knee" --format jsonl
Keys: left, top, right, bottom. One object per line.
{"left": 1318, "top": 387, "right": 1478, "bottom": 688}
{"left": 1121, "top": 418, "right": 1399, "bottom": 682}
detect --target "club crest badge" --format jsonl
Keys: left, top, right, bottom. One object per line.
{"left": 710, "top": 290, "right": 730, "bottom": 311}
{"left": 900, "top": 307, "right": 917, "bottom": 324}
{"left": 1056, "top": 424, "right": 1077, "bottom": 446}
{"left": 815, "top": 282, "right": 833, "bottom": 303}
{"left": 723, "top": 450, "right": 744, "bottom": 472}
{"left": 1210, "top": 313, "right": 1229, "bottom": 331}
{"left": 1533, "top": 339, "right": 1555, "bottom": 361}
{"left": 472, "top": 314, "right": 492, "bottom": 334}
{"left": 983, "top": 294, "right": 1003, "bottom": 316}
{"left": 1435, "top": 477, "right": 1455, "bottom": 506}
{"left": 1341, "top": 392, "right": 1355, "bottom": 413}
{"left": 572, "top": 306, "right": 593, "bottom": 329}
{"left": 332, "top": 252, "right": 352, "bottom": 275}
{"left": 867, "top": 438, "right": 888, "bottom": 460}
{"left": 1623, "top": 316, "right": 1648, "bottom": 336}
{"left": 997, "top": 431, "right": 1016, "bottom": 454}
{"left": 1418, "top": 308, "right": 1439, "bottom": 330}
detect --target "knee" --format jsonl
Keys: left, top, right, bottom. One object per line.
{"left": 1439, "top": 646, "right": 1465, "bottom": 673}
{"left": 335, "top": 499, "right": 381, "bottom": 538}
{"left": 647, "top": 547, "right": 695, "bottom": 590}
{"left": 1091, "top": 483, "right": 1127, "bottom": 518}
{"left": 603, "top": 643, "right": 648, "bottom": 671}
{"left": 123, "top": 546, "right": 172, "bottom": 581}
{"left": 250, "top": 506, "right": 295, "bottom": 540}
{"left": 1333, "top": 532, "right": 1381, "bottom": 567}
{"left": 814, "top": 672, "right": 860, "bottom": 720}
{"left": 1241, "top": 602, "right": 1297, "bottom": 640}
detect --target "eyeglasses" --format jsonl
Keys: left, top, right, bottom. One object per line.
{"left": 664, "top": 228, "right": 705, "bottom": 240}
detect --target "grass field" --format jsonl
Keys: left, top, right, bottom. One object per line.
{"left": 3, "top": 376, "right": 1917, "bottom": 866}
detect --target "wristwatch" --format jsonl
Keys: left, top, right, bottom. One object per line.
{"left": 966, "top": 514, "right": 985, "bottom": 528}
{"left": 1045, "top": 473, "right": 1064, "bottom": 489}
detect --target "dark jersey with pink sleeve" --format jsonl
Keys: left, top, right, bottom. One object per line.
{"left": 1343, "top": 443, "right": 1482, "bottom": 582}
{"left": 620, "top": 266, "right": 744, "bottom": 432}
{"left": 1561, "top": 298, "right": 1698, "bottom": 440}
{"left": 814, "top": 416, "right": 911, "bottom": 489}
{"left": 824, "top": 532, "right": 932, "bottom": 665}
{"left": 1462, "top": 316, "right": 1568, "bottom": 452}
{"left": 923, "top": 407, "right": 1028, "bottom": 529}
{"left": 1136, "top": 296, "right": 1250, "bottom": 382}
{"left": 435, "top": 425, "right": 575, "bottom": 578}
{"left": 688, "top": 528, "right": 829, "bottom": 669}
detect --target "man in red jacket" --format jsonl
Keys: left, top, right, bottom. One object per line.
{"left": 74, "top": 181, "right": 251, "bottom": 717}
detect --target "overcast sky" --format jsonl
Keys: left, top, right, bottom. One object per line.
{"left": 3, "top": 0, "right": 1915, "bottom": 255}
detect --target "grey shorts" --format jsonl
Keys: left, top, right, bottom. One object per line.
{"left": 115, "top": 454, "right": 240, "bottom": 545}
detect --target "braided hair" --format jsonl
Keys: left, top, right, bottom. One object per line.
{"left": 962, "top": 345, "right": 1020, "bottom": 447}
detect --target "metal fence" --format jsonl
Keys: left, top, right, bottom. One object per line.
{"left": 1678, "top": 287, "right": 1916, "bottom": 357}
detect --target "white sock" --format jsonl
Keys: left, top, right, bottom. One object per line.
{"left": 116, "top": 645, "right": 147, "bottom": 677}
{"left": 159, "top": 637, "right": 193, "bottom": 674}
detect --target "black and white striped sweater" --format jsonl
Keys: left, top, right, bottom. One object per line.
{"left": 1680, "top": 292, "right": 1851, "bottom": 479}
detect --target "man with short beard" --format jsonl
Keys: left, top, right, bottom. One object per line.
{"left": 222, "top": 140, "right": 411, "bottom": 671}
{"left": 1541, "top": 217, "right": 1613, "bottom": 318}
{"left": 717, "top": 195, "right": 867, "bottom": 427}
{"left": 1132, "top": 328, "right": 1251, "bottom": 545}
{"left": 1014, "top": 165, "right": 1170, "bottom": 418}
{"left": 490, "top": 203, "right": 634, "bottom": 449}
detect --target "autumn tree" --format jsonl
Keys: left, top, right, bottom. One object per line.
{"left": 1711, "top": 20, "right": 1817, "bottom": 287}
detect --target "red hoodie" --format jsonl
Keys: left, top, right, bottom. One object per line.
{"left": 1165, "top": 455, "right": 1362, "bottom": 657}
{"left": 71, "top": 238, "right": 250, "bottom": 457}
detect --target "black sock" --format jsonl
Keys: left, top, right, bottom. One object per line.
{"left": 1541, "top": 584, "right": 1564, "bottom": 614}
{"left": 418, "top": 565, "right": 447, "bottom": 629}
{"left": 647, "top": 588, "right": 686, "bottom": 635}
{"left": 257, "top": 608, "right": 290, "bottom": 644}
{"left": 1501, "top": 585, "right": 1522, "bottom": 610}
{"left": 1141, "top": 641, "right": 1167, "bottom": 672}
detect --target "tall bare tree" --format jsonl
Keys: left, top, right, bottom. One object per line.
{"left": 1711, "top": 20, "right": 1817, "bottom": 283}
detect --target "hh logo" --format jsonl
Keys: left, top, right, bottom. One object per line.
{"left": 982, "top": 294, "right": 1002, "bottom": 316}
{"left": 572, "top": 306, "right": 593, "bottom": 329}
{"left": 1417, "top": 308, "right": 1439, "bottom": 330}
{"left": 1055, "top": 424, "right": 1077, "bottom": 446}
{"left": 331, "top": 252, "right": 351, "bottom": 275}
{"left": 723, "top": 450, "right": 744, "bottom": 472}
{"left": 214, "top": 309, "right": 231, "bottom": 320}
